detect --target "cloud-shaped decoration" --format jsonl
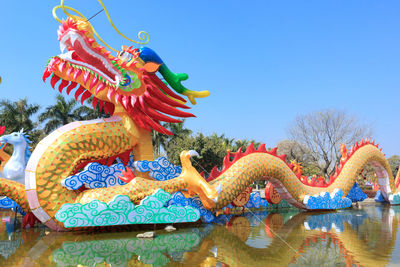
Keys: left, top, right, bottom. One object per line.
{"left": 304, "top": 213, "right": 345, "bottom": 232}
{"left": 166, "top": 192, "right": 215, "bottom": 223}
{"left": 304, "top": 211, "right": 368, "bottom": 232}
{"left": 55, "top": 189, "right": 200, "bottom": 228}
{"left": 0, "top": 240, "right": 22, "bottom": 260}
{"left": 389, "top": 193, "right": 400, "bottom": 205}
{"left": 303, "top": 189, "right": 352, "bottom": 210}
{"left": 0, "top": 197, "right": 25, "bottom": 215}
{"left": 244, "top": 192, "right": 270, "bottom": 209}
{"left": 134, "top": 157, "right": 182, "bottom": 181}
{"left": 374, "top": 190, "right": 386, "bottom": 203}
{"left": 346, "top": 183, "right": 368, "bottom": 203}
{"left": 61, "top": 155, "right": 135, "bottom": 190}
{"left": 52, "top": 231, "right": 201, "bottom": 267}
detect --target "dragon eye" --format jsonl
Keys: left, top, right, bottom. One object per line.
{"left": 119, "top": 51, "right": 133, "bottom": 62}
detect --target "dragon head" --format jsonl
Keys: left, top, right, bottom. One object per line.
{"left": 43, "top": 16, "right": 209, "bottom": 135}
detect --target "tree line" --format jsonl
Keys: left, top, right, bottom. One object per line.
{"left": 0, "top": 96, "right": 107, "bottom": 149}
{"left": 1, "top": 97, "right": 399, "bottom": 184}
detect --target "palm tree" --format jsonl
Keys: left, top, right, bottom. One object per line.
{"left": 0, "top": 98, "right": 40, "bottom": 133}
{"left": 151, "top": 119, "right": 192, "bottom": 157}
{"left": 0, "top": 98, "right": 41, "bottom": 148}
{"left": 232, "top": 139, "right": 261, "bottom": 152}
{"left": 76, "top": 97, "right": 109, "bottom": 120}
{"left": 39, "top": 95, "right": 84, "bottom": 134}
{"left": 152, "top": 130, "right": 169, "bottom": 157}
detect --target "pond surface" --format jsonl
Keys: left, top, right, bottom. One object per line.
{"left": 1, "top": 203, "right": 400, "bottom": 266}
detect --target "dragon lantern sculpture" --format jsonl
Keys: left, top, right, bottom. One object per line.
{"left": 0, "top": 1, "right": 399, "bottom": 230}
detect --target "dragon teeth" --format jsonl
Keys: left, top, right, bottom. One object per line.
{"left": 115, "top": 76, "right": 120, "bottom": 87}
{"left": 70, "top": 33, "right": 78, "bottom": 46}
{"left": 60, "top": 41, "right": 67, "bottom": 53}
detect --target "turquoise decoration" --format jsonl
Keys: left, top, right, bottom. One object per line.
{"left": 346, "top": 183, "right": 368, "bottom": 203}
{"left": 61, "top": 154, "right": 134, "bottom": 190}
{"left": 375, "top": 190, "right": 386, "bottom": 203}
{"left": 52, "top": 230, "right": 201, "bottom": 267}
{"left": 303, "top": 189, "right": 352, "bottom": 210}
{"left": 55, "top": 189, "right": 200, "bottom": 228}
{"left": 390, "top": 193, "right": 400, "bottom": 204}
{"left": 134, "top": 157, "right": 182, "bottom": 181}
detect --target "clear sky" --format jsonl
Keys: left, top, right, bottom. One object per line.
{"left": 1, "top": 1, "right": 400, "bottom": 155}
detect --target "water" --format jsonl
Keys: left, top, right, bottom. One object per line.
{"left": 0, "top": 203, "right": 399, "bottom": 266}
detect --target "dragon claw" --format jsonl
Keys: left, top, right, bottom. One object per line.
{"left": 179, "top": 150, "right": 221, "bottom": 208}
{"left": 188, "top": 150, "right": 200, "bottom": 158}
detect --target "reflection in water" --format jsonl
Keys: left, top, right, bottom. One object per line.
{"left": 0, "top": 205, "right": 399, "bottom": 266}
{"left": 52, "top": 231, "right": 203, "bottom": 266}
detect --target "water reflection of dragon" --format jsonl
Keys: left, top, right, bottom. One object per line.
{"left": 1, "top": 11, "right": 400, "bottom": 230}
{"left": 1, "top": 208, "right": 397, "bottom": 266}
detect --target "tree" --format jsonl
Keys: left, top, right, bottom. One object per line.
{"left": 0, "top": 98, "right": 42, "bottom": 145}
{"left": 277, "top": 140, "right": 320, "bottom": 177}
{"left": 277, "top": 140, "right": 313, "bottom": 164}
{"left": 166, "top": 133, "right": 231, "bottom": 173}
{"left": 231, "top": 139, "right": 261, "bottom": 152}
{"left": 39, "top": 95, "right": 85, "bottom": 134}
{"left": 151, "top": 120, "right": 192, "bottom": 157}
{"left": 288, "top": 109, "right": 373, "bottom": 180}
{"left": 76, "top": 97, "right": 110, "bottom": 120}
{"left": 165, "top": 131, "right": 263, "bottom": 174}
{"left": 388, "top": 155, "right": 400, "bottom": 177}
{"left": 0, "top": 98, "right": 40, "bottom": 133}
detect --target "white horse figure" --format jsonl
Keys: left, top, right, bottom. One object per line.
{"left": 0, "top": 129, "right": 31, "bottom": 184}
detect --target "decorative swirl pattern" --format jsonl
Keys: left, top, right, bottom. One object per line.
{"left": 0, "top": 197, "right": 25, "bottom": 215}
{"left": 134, "top": 157, "right": 182, "bottom": 181}
{"left": 166, "top": 192, "right": 215, "bottom": 223}
{"left": 244, "top": 192, "right": 269, "bottom": 209}
{"left": 55, "top": 189, "right": 200, "bottom": 227}
{"left": 61, "top": 155, "right": 135, "bottom": 190}
{"left": 52, "top": 231, "right": 200, "bottom": 267}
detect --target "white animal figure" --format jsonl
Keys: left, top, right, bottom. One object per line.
{"left": 0, "top": 129, "right": 31, "bottom": 184}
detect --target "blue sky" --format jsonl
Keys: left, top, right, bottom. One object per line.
{"left": 1, "top": 1, "right": 400, "bottom": 155}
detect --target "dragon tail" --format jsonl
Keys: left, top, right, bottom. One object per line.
{"left": 0, "top": 178, "right": 29, "bottom": 211}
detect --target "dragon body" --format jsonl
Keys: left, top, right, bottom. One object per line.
{"left": 1, "top": 14, "right": 399, "bottom": 230}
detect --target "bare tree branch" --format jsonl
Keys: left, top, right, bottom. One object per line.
{"left": 288, "top": 109, "right": 373, "bottom": 180}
